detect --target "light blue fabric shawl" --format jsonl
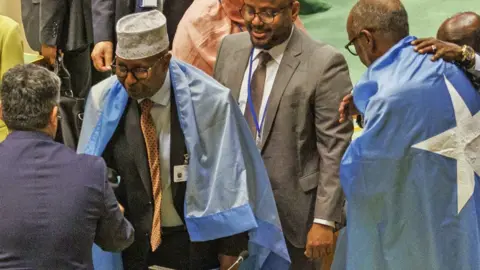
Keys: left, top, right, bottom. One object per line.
{"left": 77, "top": 59, "right": 290, "bottom": 270}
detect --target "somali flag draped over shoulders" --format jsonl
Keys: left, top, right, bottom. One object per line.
{"left": 333, "top": 36, "right": 480, "bottom": 270}
{"left": 77, "top": 58, "right": 290, "bottom": 270}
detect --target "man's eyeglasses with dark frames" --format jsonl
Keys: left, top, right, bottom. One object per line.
{"left": 239, "top": 2, "right": 293, "bottom": 24}
{"left": 345, "top": 33, "right": 362, "bottom": 56}
{"left": 111, "top": 55, "right": 166, "bottom": 81}
{"left": 345, "top": 29, "right": 378, "bottom": 56}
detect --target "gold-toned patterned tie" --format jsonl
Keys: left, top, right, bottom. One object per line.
{"left": 140, "top": 99, "right": 162, "bottom": 251}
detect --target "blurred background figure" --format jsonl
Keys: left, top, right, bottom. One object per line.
{"left": 0, "top": 64, "right": 134, "bottom": 269}
{"left": 298, "top": 0, "right": 331, "bottom": 15}
{"left": 172, "top": 0, "right": 305, "bottom": 75}
{"left": 21, "top": 0, "right": 106, "bottom": 98}
{"left": 91, "top": 0, "right": 193, "bottom": 73}
{"left": 0, "top": 14, "right": 24, "bottom": 142}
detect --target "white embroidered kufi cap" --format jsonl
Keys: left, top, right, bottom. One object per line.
{"left": 115, "top": 10, "right": 169, "bottom": 60}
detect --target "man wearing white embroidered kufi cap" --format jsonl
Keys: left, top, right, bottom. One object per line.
{"left": 79, "top": 9, "right": 291, "bottom": 270}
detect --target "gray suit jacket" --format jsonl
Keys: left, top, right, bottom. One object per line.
{"left": 0, "top": 131, "right": 134, "bottom": 269}
{"left": 21, "top": 0, "right": 93, "bottom": 51}
{"left": 92, "top": 0, "right": 192, "bottom": 47}
{"left": 214, "top": 28, "right": 353, "bottom": 247}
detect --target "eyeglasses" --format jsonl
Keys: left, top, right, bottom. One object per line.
{"left": 345, "top": 34, "right": 361, "bottom": 56}
{"left": 345, "top": 29, "right": 377, "bottom": 56}
{"left": 111, "top": 55, "right": 165, "bottom": 81}
{"left": 239, "top": 3, "right": 293, "bottom": 24}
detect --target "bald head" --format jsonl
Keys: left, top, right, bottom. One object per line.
{"left": 437, "top": 12, "right": 480, "bottom": 52}
{"left": 348, "top": 0, "right": 409, "bottom": 43}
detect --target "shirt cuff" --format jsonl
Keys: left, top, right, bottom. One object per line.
{"left": 313, "top": 219, "right": 335, "bottom": 228}
{"left": 469, "top": 53, "right": 480, "bottom": 72}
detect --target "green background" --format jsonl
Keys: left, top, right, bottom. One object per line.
{"left": 301, "top": 0, "right": 480, "bottom": 83}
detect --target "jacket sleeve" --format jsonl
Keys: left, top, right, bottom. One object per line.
{"left": 313, "top": 49, "right": 353, "bottom": 225}
{"left": 39, "top": 0, "right": 68, "bottom": 46}
{"left": 92, "top": 0, "right": 116, "bottom": 44}
{"left": 93, "top": 157, "right": 135, "bottom": 252}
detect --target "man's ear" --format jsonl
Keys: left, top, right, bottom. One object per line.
{"left": 163, "top": 52, "right": 172, "bottom": 70}
{"left": 50, "top": 105, "right": 59, "bottom": 126}
{"left": 362, "top": 30, "right": 376, "bottom": 51}
{"left": 291, "top": 1, "right": 300, "bottom": 21}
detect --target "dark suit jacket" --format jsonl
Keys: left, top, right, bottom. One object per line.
{"left": 21, "top": 0, "right": 93, "bottom": 51}
{"left": 91, "top": 0, "right": 193, "bottom": 48}
{"left": 103, "top": 93, "right": 245, "bottom": 269}
{"left": 214, "top": 27, "right": 354, "bottom": 247}
{"left": 0, "top": 131, "right": 134, "bottom": 269}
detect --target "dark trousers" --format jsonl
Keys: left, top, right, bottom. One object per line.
{"left": 147, "top": 227, "right": 220, "bottom": 270}
{"left": 63, "top": 44, "right": 110, "bottom": 98}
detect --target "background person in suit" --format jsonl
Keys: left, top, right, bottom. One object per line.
{"left": 0, "top": 15, "right": 24, "bottom": 142}
{"left": 21, "top": 0, "right": 104, "bottom": 98}
{"left": 91, "top": 0, "right": 193, "bottom": 73}
{"left": 0, "top": 64, "right": 134, "bottom": 269}
{"left": 171, "top": 0, "right": 305, "bottom": 76}
{"left": 213, "top": 0, "right": 353, "bottom": 268}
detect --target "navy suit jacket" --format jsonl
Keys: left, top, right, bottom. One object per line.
{"left": 0, "top": 131, "right": 134, "bottom": 269}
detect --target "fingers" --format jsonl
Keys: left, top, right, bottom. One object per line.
{"left": 305, "top": 243, "right": 332, "bottom": 260}
{"left": 91, "top": 42, "right": 114, "bottom": 72}
{"left": 431, "top": 48, "right": 446, "bottom": 61}
{"left": 339, "top": 102, "right": 347, "bottom": 123}
{"left": 304, "top": 246, "right": 313, "bottom": 258}
{"left": 313, "top": 244, "right": 323, "bottom": 259}
{"left": 91, "top": 45, "right": 105, "bottom": 72}
{"left": 339, "top": 94, "right": 353, "bottom": 123}
{"left": 411, "top": 37, "right": 431, "bottom": 46}
{"left": 118, "top": 203, "right": 125, "bottom": 214}
{"left": 411, "top": 38, "right": 437, "bottom": 54}
{"left": 104, "top": 44, "right": 113, "bottom": 69}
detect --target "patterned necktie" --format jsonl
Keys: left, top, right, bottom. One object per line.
{"left": 140, "top": 99, "right": 163, "bottom": 251}
{"left": 245, "top": 51, "right": 272, "bottom": 138}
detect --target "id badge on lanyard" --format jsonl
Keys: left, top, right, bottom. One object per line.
{"left": 141, "top": 0, "right": 159, "bottom": 8}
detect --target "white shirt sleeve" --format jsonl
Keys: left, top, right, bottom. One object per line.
{"left": 468, "top": 53, "right": 480, "bottom": 77}
{"left": 313, "top": 218, "right": 335, "bottom": 228}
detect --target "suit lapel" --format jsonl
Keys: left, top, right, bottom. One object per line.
{"left": 260, "top": 28, "right": 303, "bottom": 151}
{"left": 124, "top": 99, "right": 153, "bottom": 197}
{"left": 230, "top": 46, "right": 252, "bottom": 100}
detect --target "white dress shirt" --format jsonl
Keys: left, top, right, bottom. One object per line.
{"left": 238, "top": 28, "right": 335, "bottom": 229}
{"left": 138, "top": 70, "right": 184, "bottom": 227}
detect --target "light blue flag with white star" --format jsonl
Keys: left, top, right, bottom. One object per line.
{"left": 333, "top": 36, "right": 480, "bottom": 270}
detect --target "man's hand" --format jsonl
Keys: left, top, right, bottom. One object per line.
{"left": 219, "top": 254, "right": 238, "bottom": 270}
{"left": 304, "top": 223, "right": 334, "bottom": 260}
{"left": 339, "top": 93, "right": 359, "bottom": 123}
{"left": 91, "top": 41, "right": 114, "bottom": 72}
{"left": 118, "top": 203, "right": 125, "bottom": 214}
{"left": 412, "top": 38, "right": 463, "bottom": 62}
{"left": 41, "top": 44, "right": 58, "bottom": 66}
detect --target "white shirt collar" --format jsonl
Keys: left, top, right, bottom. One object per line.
{"left": 252, "top": 26, "right": 294, "bottom": 64}
{"left": 138, "top": 70, "right": 171, "bottom": 106}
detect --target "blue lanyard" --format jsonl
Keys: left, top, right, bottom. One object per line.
{"left": 247, "top": 48, "right": 269, "bottom": 135}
